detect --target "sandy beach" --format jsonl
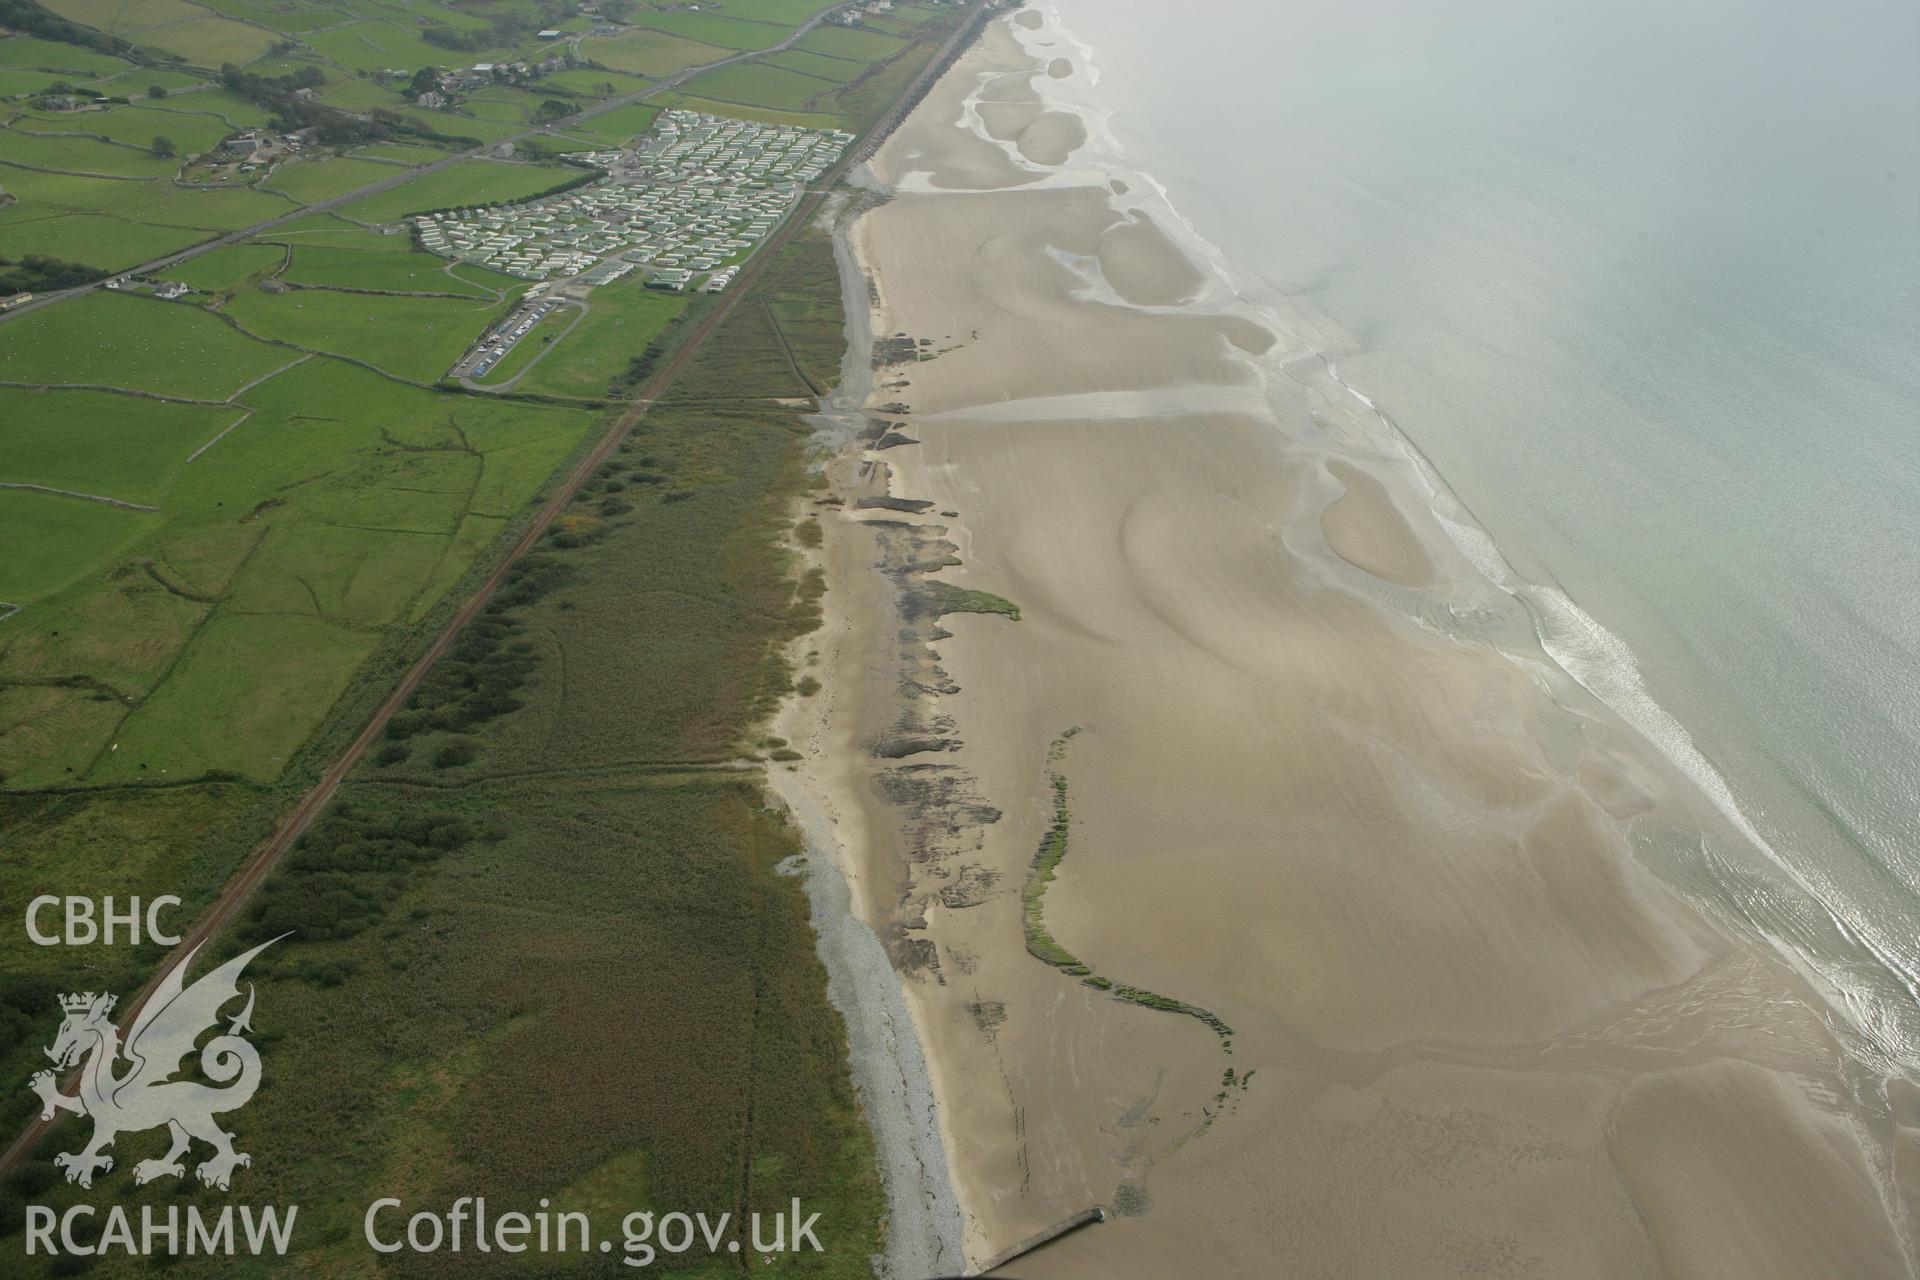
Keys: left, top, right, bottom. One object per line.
{"left": 774, "top": 10, "right": 1919, "bottom": 1277}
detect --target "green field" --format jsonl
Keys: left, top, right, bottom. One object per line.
{"left": 638, "top": 9, "right": 792, "bottom": 49}
{"left": 138, "top": 15, "right": 284, "bottom": 65}
{"left": 348, "top": 140, "right": 453, "bottom": 164}
{"left": 103, "top": 611, "right": 380, "bottom": 780}
{"left": 578, "top": 28, "right": 732, "bottom": 77}
{"left": 0, "top": 351, "right": 595, "bottom": 788}
{"left": 40, "top": 0, "right": 205, "bottom": 30}
{"left": 0, "top": 207, "right": 209, "bottom": 266}
{"left": 191, "top": 0, "right": 344, "bottom": 30}
{"left": 0, "top": 292, "right": 292, "bottom": 397}
{"left": 0, "top": 161, "right": 288, "bottom": 268}
{"left": 278, "top": 243, "right": 506, "bottom": 295}
{"left": 309, "top": 75, "right": 410, "bottom": 114}
{"left": 0, "top": 387, "right": 239, "bottom": 503}
{"left": 301, "top": 20, "right": 460, "bottom": 73}
{"left": 13, "top": 103, "right": 236, "bottom": 156}
{"left": 154, "top": 240, "right": 286, "bottom": 291}
{"left": 668, "top": 94, "right": 845, "bottom": 131}
{"left": 261, "top": 154, "right": 413, "bottom": 203}
{"left": 221, "top": 287, "right": 509, "bottom": 381}
{"left": 767, "top": 47, "right": 871, "bottom": 81}
{"left": 685, "top": 61, "right": 837, "bottom": 112}
{"left": 256, "top": 209, "right": 398, "bottom": 247}
{"left": 0, "top": 33, "right": 131, "bottom": 75}
{"left": 0, "top": 487, "right": 164, "bottom": 602}
{"left": 0, "top": 129, "right": 180, "bottom": 177}
{"left": 797, "top": 24, "right": 909, "bottom": 61}
{"left": 563, "top": 101, "right": 661, "bottom": 147}
{"left": 538, "top": 66, "right": 652, "bottom": 97}
{"left": 143, "top": 84, "right": 276, "bottom": 128}
{"left": 723, "top": 0, "right": 844, "bottom": 22}
{"left": 514, "top": 283, "right": 689, "bottom": 400}
{"left": 335, "top": 158, "right": 582, "bottom": 223}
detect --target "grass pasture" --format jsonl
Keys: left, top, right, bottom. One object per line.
{"left": 335, "top": 158, "right": 582, "bottom": 223}
{"left": 637, "top": 9, "right": 792, "bottom": 49}
{"left": 0, "top": 387, "right": 241, "bottom": 504}
{"left": 0, "top": 34, "right": 130, "bottom": 76}
{"left": 514, "top": 282, "right": 688, "bottom": 401}
{"left": 141, "top": 84, "right": 276, "bottom": 129}
{"left": 719, "top": 0, "right": 840, "bottom": 22}
{"left": 262, "top": 154, "right": 412, "bottom": 204}
{"left": 0, "top": 68, "right": 71, "bottom": 96}
{"left": 0, "top": 292, "right": 292, "bottom": 397}
{"left": 154, "top": 240, "right": 286, "bottom": 292}
{"left": 767, "top": 48, "right": 871, "bottom": 82}
{"left": 668, "top": 94, "right": 844, "bottom": 131}
{"left": 221, "top": 287, "right": 509, "bottom": 382}
{"left": 278, "top": 243, "right": 506, "bottom": 296}
{"left": 257, "top": 210, "right": 397, "bottom": 247}
{"left": 578, "top": 28, "right": 731, "bottom": 77}
{"left": 797, "top": 24, "right": 908, "bottom": 61}
{"left": 97, "top": 611, "right": 379, "bottom": 781}
{"left": 349, "top": 140, "right": 453, "bottom": 165}
{"left": 0, "top": 160, "right": 289, "bottom": 229}
{"left": 563, "top": 101, "right": 661, "bottom": 148}
{"left": 0, "top": 207, "right": 209, "bottom": 267}
{"left": 310, "top": 75, "right": 411, "bottom": 115}
{"left": 0, "top": 349, "right": 595, "bottom": 791}
{"left": 683, "top": 61, "right": 835, "bottom": 112}
{"left": 191, "top": 0, "right": 344, "bottom": 30}
{"left": 538, "top": 67, "right": 652, "bottom": 98}
{"left": 39, "top": 0, "right": 204, "bottom": 29}
{"left": 0, "top": 487, "right": 162, "bottom": 604}
{"left": 301, "top": 20, "right": 461, "bottom": 74}
{"left": 137, "top": 15, "right": 284, "bottom": 66}
{"left": 13, "top": 102, "right": 235, "bottom": 156}
{"left": 0, "top": 128, "right": 179, "bottom": 177}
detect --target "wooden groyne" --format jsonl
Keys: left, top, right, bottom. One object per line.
{"left": 968, "top": 1206, "right": 1108, "bottom": 1277}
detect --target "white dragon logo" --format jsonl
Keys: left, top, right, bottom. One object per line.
{"left": 29, "top": 938, "right": 279, "bottom": 1191}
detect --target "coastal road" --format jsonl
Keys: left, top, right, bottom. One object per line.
{"left": 0, "top": 0, "right": 866, "bottom": 323}
{"left": 0, "top": 0, "right": 999, "bottom": 1179}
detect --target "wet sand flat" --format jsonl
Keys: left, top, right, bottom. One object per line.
{"left": 776, "top": 11, "right": 1920, "bottom": 1278}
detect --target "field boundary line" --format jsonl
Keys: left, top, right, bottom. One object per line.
{"left": 0, "top": 483, "right": 156, "bottom": 511}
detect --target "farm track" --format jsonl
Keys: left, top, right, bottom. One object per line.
{"left": 0, "top": 0, "right": 999, "bottom": 1179}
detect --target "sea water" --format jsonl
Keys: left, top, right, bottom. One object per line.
{"left": 1043, "top": 0, "right": 1920, "bottom": 1068}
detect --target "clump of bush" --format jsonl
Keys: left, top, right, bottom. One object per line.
{"left": 387, "top": 556, "right": 572, "bottom": 745}
{"left": 432, "top": 738, "right": 478, "bottom": 769}
{"left": 240, "top": 805, "right": 483, "bottom": 957}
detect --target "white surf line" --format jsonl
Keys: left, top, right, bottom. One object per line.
{"left": 187, "top": 410, "right": 253, "bottom": 464}
{"left": 0, "top": 483, "right": 155, "bottom": 512}
{"left": 920, "top": 384, "right": 1268, "bottom": 423}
